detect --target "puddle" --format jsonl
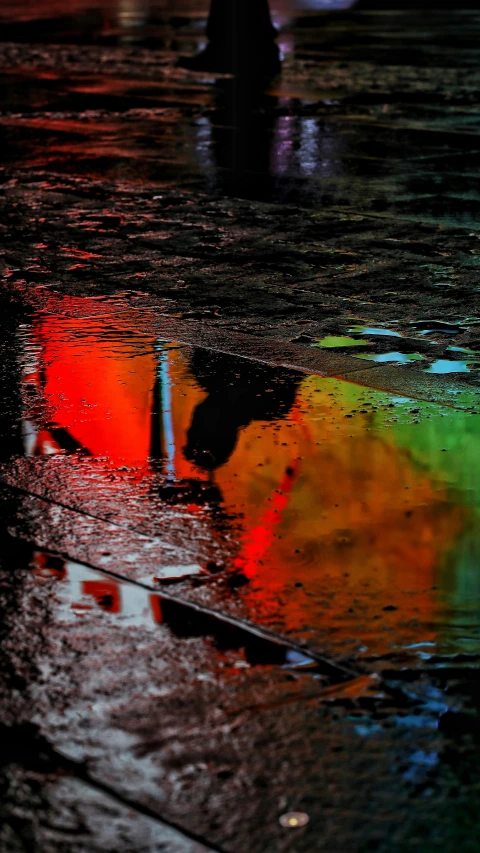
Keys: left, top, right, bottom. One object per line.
{"left": 349, "top": 326, "right": 402, "bottom": 338}
{"left": 312, "top": 335, "right": 370, "bottom": 348}
{"left": 425, "top": 360, "right": 478, "bottom": 374}
{"left": 412, "top": 321, "right": 466, "bottom": 336}
{"left": 448, "top": 346, "right": 479, "bottom": 355}
{"left": 29, "top": 549, "right": 340, "bottom": 675}
{"left": 355, "top": 352, "right": 426, "bottom": 364}
{"left": 8, "top": 304, "right": 480, "bottom": 661}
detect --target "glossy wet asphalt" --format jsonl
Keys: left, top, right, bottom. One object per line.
{"left": 2, "top": 3, "right": 480, "bottom": 852}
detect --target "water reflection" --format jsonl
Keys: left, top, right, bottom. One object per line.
{"left": 201, "top": 79, "right": 279, "bottom": 199}
{"left": 271, "top": 115, "right": 345, "bottom": 183}
{"left": 196, "top": 80, "right": 346, "bottom": 201}
{"left": 30, "top": 549, "right": 326, "bottom": 669}
{"left": 11, "top": 305, "right": 480, "bottom": 657}
{"left": 0, "top": 0, "right": 350, "bottom": 202}
{"left": 186, "top": 349, "right": 301, "bottom": 470}
{"left": 32, "top": 551, "right": 183, "bottom": 627}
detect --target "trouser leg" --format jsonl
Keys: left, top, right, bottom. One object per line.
{"left": 178, "top": 0, "right": 280, "bottom": 75}
{"left": 206, "top": 0, "right": 277, "bottom": 46}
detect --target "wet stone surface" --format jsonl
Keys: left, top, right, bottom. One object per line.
{"left": 2, "top": 2, "right": 480, "bottom": 851}
{"left": 2, "top": 543, "right": 480, "bottom": 853}
{"left": 1, "top": 770, "right": 214, "bottom": 853}
{"left": 1, "top": 301, "right": 480, "bottom": 851}
{"left": 3, "top": 303, "right": 480, "bottom": 659}
{"left": 2, "top": 2, "right": 480, "bottom": 349}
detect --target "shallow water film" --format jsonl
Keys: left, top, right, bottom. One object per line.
{"left": 3, "top": 0, "right": 480, "bottom": 850}
{"left": 2, "top": 302, "right": 480, "bottom": 852}
{"left": 11, "top": 309, "right": 480, "bottom": 656}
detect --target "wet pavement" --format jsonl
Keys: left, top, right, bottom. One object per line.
{"left": 2, "top": 296, "right": 480, "bottom": 851}
{"left": 5, "top": 300, "right": 480, "bottom": 659}
{"left": 2, "top": 2, "right": 480, "bottom": 851}
{"left": 2, "top": 0, "right": 480, "bottom": 351}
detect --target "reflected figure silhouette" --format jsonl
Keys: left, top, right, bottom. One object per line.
{"left": 196, "top": 81, "right": 346, "bottom": 206}
{"left": 179, "top": 0, "right": 280, "bottom": 76}
{"left": 184, "top": 350, "right": 301, "bottom": 471}
{"left": 208, "top": 78, "right": 278, "bottom": 199}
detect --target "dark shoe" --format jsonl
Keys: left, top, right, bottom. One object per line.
{"left": 176, "top": 47, "right": 231, "bottom": 73}
{"left": 177, "top": 43, "right": 281, "bottom": 78}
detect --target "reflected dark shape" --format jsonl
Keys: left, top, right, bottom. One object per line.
{"left": 149, "top": 360, "right": 163, "bottom": 462}
{"left": 24, "top": 547, "right": 348, "bottom": 678}
{"left": 185, "top": 350, "right": 301, "bottom": 471}
{"left": 156, "top": 595, "right": 340, "bottom": 674}
{"left": 209, "top": 78, "right": 279, "bottom": 199}
{"left": 0, "top": 296, "right": 26, "bottom": 463}
{"left": 179, "top": 0, "right": 280, "bottom": 76}
{"left": 159, "top": 596, "right": 288, "bottom": 665}
{"left": 198, "top": 80, "right": 346, "bottom": 206}
{"left": 44, "top": 423, "right": 91, "bottom": 455}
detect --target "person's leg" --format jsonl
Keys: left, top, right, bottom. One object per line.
{"left": 179, "top": 0, "right": 280, "bottom": 76}
{"left": 206, "top": 0, "right": 276, "bottom": 44}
